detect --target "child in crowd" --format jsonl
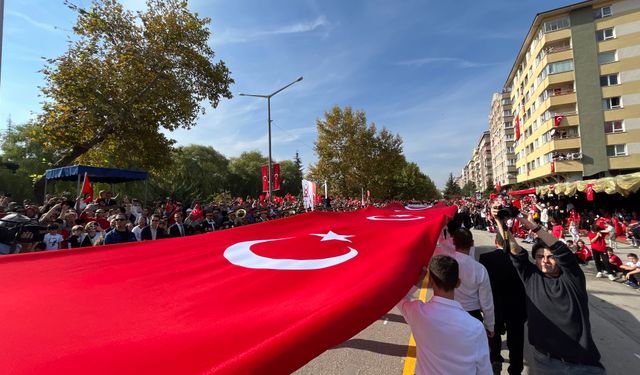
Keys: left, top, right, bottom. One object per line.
{"left": 605, "top": 221, "right": 617, "bottom": 251}
{"left": 607, "top": 248, "right": 622, "bottom": 274}
{"left": 66, "top": 225, "right": 85, "bottom": 249}
{"left": 551, "top": 217, "right": 564, "bottom": 239}
{"left": 620, "top": 253, "right": 640, "bottom": 288}
{"left": 43, "top": 224, "right": 64, "bottom": 250}
{"left": 575, "top": 239, "right": 592, "bottom": 265}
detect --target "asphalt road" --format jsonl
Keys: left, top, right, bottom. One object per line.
{"left": 295, "top": 229, "right": 640, "bottom": 374}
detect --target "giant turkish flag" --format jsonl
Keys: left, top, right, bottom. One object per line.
{"left": 0, "top": 205, "right": 455, "bottom": 374}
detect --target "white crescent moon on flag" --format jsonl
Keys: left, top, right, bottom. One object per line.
{"left": 224, "top": 238, "right": 358, "bottom": 270}
{"left": 366, "top": 215, "right": 425, "bottom": 221}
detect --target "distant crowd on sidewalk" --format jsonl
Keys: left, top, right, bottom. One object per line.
{"left": 0, "top": 189, "right": 431, "bottom": 254}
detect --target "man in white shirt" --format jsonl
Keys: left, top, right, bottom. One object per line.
{"left": 452, "top": 228, "right": 495, "bottom": 338}
{"left": 397, "top": 255, "right": 492, "bottom": 375}
{"left": 131, "top": 216, "right": 146, "bottom": 241}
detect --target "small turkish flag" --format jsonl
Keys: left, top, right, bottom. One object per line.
{"left": 586, "top": 183, "right": 594, "bottom": 201}
{"left": 554, "top": 115, "right": 565, "bottom": 127}
{"left": 81, "top": 172, "right": 93, "bottom": 203}
{"left": 550, "top": 161, "right": 555, "bottom": 173}
{"left": 190, "top": 203, "right": 203, "bottom": 220}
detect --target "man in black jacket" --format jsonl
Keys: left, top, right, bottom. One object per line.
{"left": 141, "top": 214, "right": 165, "bottom": 241}
{"left": 168, "top": 211, "right": 192, "bottom": 238}
{"left": 494, "top": 210, "right": 605, "bottom": 374}
{"left": 479, "top": 235, "right": 527, "bottom": 375}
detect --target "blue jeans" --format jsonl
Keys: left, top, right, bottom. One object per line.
{"left": 533, "top": 350, "right": 606, "bottom": 375}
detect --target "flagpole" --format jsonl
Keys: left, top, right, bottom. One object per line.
{"left": 324, "top": 180, "right": 327, "bottom": 199}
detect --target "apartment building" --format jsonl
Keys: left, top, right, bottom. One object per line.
{"left": 476, "top": 131, "right": 493, "bottom": 191}
{"left": 489, "top": 91, "right": 517, "bottom": 189}
{"left": 506, "top": 0, "right": 640, "bottom": 185}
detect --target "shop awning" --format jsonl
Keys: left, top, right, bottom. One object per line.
{"left": 508, "top": 188, "right": 537, "bottom": 196}
{"left": 45, "top": 165, "right": 148, "bottom": 183}
{"left": 537, "top": 171, "right": 640, "bottom": 197}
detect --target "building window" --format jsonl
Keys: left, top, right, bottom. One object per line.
{"left": 544, "top": 17, "right": 570, "bottom": 33}
{"left": 602, "top": 97, "right": 622, "bottom": 109}
{"left": 594, "top": 6, "right": 612, "bottom": 19}
{"left": 606, "top": 144, "right": 627, "bottom": 157}
{"left": 598, "top": 51, "right": 617, "bottom": 64}
{"left": 596, "top": 28, "right": 615, "bottom": 41}
{"left": 604, "top": 121, "right": 624, "bottom": 133}
{"left": 600, "top": 74, "right": 619, "bottom": 86}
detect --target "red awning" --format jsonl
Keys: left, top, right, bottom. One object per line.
{"left": 508, "top": 188, "right": 537, "bottom": 196}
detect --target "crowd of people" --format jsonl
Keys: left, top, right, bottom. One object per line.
{"left": 398, "top": 195, "right": 640, "bottom": 374}
{"left": 453, "top": 194, "right": 640, "bottom": 289}
{"left": 0, "top": 190, "right": 411, "bottom": 254}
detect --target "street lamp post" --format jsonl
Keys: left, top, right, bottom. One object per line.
{"left": 239, "top": 76, "right": 303, "bottom": 203}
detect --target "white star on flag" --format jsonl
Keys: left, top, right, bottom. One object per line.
{"left": 311, "top": 230, "right": 354, "bottom": 243}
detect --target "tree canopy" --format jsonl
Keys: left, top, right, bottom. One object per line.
{"left": 28, "top": 0, "right": 233, "bottom": 195}
{"left": 309, "top": 106, "right": 439, "bottom": 200}
{"left": 443, "top": 173, "right": 463, "bottom": 199}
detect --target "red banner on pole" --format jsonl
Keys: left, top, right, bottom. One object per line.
{"left": 273, "top": 163, "right": 281, "bottom": 191}
{"left": 586, "top": 183, "right": 594, "bottom": 201}
{"left": 261, "top": 164, "right": 269, "bottom": 192}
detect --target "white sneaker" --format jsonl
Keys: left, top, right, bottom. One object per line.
{"left": 608, "top": 274, "right": 617, "bottom": 281}
{"left": 596, "top": 272, "right": 603, "bottom": 278}
{"left": 603, "top": 271, "right": 610, "bottom": 276}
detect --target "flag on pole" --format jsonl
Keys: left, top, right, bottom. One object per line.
{"left": 81, "top": 172, "right": 93, "bottom": 203}
{"left": 554, "top": 114, "right": 565, "bottom": 127}
{"left": 302, "top": 179, "right": 316, "bottom": 210}
{"left": 261, "top": 165, "right": 269, "bottom": 192}
{"left": 586, "top": 183, "right": 594, "bottom": 201}
{"left": 0, "top": 205, "right": 456, "bottom": 375}
{"left": 273, "top": 163, "right": 281, "bottom": 191}
{"left": 514, "top": 114, "right": 521, "bottom": 140}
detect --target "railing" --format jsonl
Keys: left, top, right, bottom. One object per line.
{"left": 547, "top": 87, "right": 575, "bottom": 97}
{"left": 544, "top": 45, "right": 571, "bottom": 54}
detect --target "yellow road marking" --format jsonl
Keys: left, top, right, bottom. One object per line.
{"left": 402, "top": 274, "right": 429, "bottom": 375}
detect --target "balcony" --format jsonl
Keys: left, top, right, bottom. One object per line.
{"left": 549, "top": 92, "right": 577, "bottom": 107}
{"left": 554, "top": 160, "right": 583, "bottom": 173}
{"left": 551, "top": 137, "right": 581, "bottom": 150}
{"left": 548, "top": 71, "right": 575, "bottom": 85}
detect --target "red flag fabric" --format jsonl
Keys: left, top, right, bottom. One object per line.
{"left": 191, "top": 203, "right": 203, "bottom": 220}
{"left": 261, "top": 164, "right": 269, "bottom": 192}
{"left": 515, "top": 114, "right": 521, "bottom": 140}
{"left": 81, "top": 172, "right": 93, "bottom": 203}
{"left": 0, "top": 206, "right": 455, "bottom": 375}
{"left": 586, "top": 183, "right": 594, "bottom": 201}
{"left": 550, "top": 161, "right": 555, "bottom": 173}
{"left": 554, "top": 115, "right": 565, "bottom": 127}
{"left": 273, "top": 163, "right": 281, "bottom": 191}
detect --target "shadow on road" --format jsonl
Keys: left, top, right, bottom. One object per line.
{"left": 378, "top": 313, "right": 406, "bottom": 324}
{"left": 335, "top": 338, "right": 410, "bottom": 357}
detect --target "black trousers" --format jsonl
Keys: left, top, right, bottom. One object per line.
{"left": 592, "top": 251, "right": 612, "bottom": 273}
{"left": 489, "top": 318, "right": 525, "bottom": 375}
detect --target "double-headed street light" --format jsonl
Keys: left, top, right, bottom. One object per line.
{"left": 239, "top": 76, "right": 303, "bottom": 203}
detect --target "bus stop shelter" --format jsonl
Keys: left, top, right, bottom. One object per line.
{"left": 44, "top": 165, "right": 148, "bottom": 201}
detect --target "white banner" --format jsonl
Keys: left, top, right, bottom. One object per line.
{"left": 302, "top": 179, "right": 317, "bottom": 210}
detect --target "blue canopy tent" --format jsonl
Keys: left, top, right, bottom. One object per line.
{"left": 44, "top": 165, "right": 148, "bottom": 202}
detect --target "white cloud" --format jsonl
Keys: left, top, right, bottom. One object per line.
{"left": 6, "top": 10, "right": 59, "bottom": 32}
{"left": 395, "top": 57, "right": 494, "bottom": 69}
{"left": 214, "top": 16, "right": 328, "bottom": 44}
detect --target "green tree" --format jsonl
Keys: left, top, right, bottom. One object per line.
{"left": 309, "top": 106, "right": 404, "bottom": 198}
{"left": 394, "top": 161, "right": 441, "bottom": 200}
{"left": 461, "top": 181, "right": 477, "bottom": 197}
{"left": 277, "top": 159, "right": 302, "bottom": 197}
{"left": 31, "top": 0, "right": 233, "bottom": 197}
{"left": 443, "top": 173, "right": 462, "bottom": 199}
{"left": 228, "top": 151, "right": 268, "bottom": 198}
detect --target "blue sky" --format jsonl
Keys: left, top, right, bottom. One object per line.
{"left": 0, "top": 0, "right": 578, "bottom": 188}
